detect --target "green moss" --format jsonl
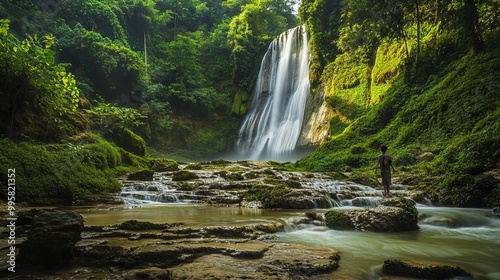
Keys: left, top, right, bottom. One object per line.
{"left": 244, "top": 184, "right": 291, "bottom": 208}
{"left": 176, "top": 182, "right": 196, "bottom": 191}
{"left": 300, "top": 46, "right": 500, "bottom": 207}
{"left": 285, "top": 179, "right": 302, "bottom": 189}
{"left": 149, "top": 158, "right": 179, "bottom": 172}
{"left": 0, "top": 137, "right": 125, "bottom": 205}
{"left": 227, "top": 172, "right": 244, "bottom": 181}
{"left": 231, "top": 91, "right": 249, "bottom": 116}
{"left": 184, "top": 163, "right": 202, "bottom": 170}
{"left": 112, "top": 127, "right": 147, "bottom": 156}
{"left": 325, "top": 210, "right": 354, "bottom": 229}
{"left": 269, "top": 161, "right": 300, "bottom": 171}
{"left": 172, "top": 170, "right": 199, "bottom": 181}
{"left": 370, "top": 40, "right": 405, "bottom": 104}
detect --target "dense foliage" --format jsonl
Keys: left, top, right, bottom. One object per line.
{"left": 297, "top": 0, "right": 499, "bottom": 207}
{"left": 0, "top": 0, "right": 298, "bottom": 160}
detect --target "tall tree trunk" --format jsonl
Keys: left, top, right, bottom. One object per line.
{"left": 415, "top": 0, "right": 421, "bottom": 69}
{"left": 144, "top": 31, "right": 147, "bottom": 73}
{"left": 463, "top": 0, "right": 484, "bottom": 52}
{"left": 434, "top": 0, "right": 440, "bottom": 24}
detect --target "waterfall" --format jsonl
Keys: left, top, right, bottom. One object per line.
{"left": 235, "top": 26, "right": 310, "bottom": 161}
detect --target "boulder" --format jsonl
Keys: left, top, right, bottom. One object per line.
{"left": 172, "top": 170, "right": 199, "bottom": 181}
{"left": 150, "top": 159, "right": 179, "bottom": 172}
{"left": 127, "top": 170, "right": 154, "bottom": 181}
{"left": 20, "top": 210, "right": 84, "bottom": 265}
{"left": 325, "top": 210, "right": 355, "bottom": 230}
{"left": 382, "top": 259, "right": 472, "bottom": 279}
{"left": 325, "top": 197, "right": 419, "bottom": 232}
{"left": 112, "top": 127, "right": 147, "bottom": 156}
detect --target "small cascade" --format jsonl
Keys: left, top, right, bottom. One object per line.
{"left": 235, "top": 25, "right": 310, "bottom": 161}
{"left": 340, "top": 196, "right": 382, "bottom": 207}
{"left": 118, "top": 162, "right": 430, "bottom": 208}
{"left": 419, "top": 208, "right": 500, "bottom": 228}
{"left": 120, "top": 181, "right": 183, "bottom": 204}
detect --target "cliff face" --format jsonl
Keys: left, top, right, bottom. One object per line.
{"left": 298, "top": 86, "right": 332, "bottom": 147}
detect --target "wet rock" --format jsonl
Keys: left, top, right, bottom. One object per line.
{"left": 241, "top": 199, "right": 264, "bottom": 208}
{"left": 325, "top": 210, "right": 355, "bottom": 230}
{"left": 14, "top": 213, "right": 342, "bottom": 279}
{"left": 150, "top": 158, "right": 179, "bottom": 172}
{"left": 325, "top": 197, "right": 419, "bottom": 232}
{"left": 127, "top": 170, "right": 154, "bottom": 181}
{"left": 487, "top": 207, "right": 500, "bottom": 218}
{"left": 207, "top": 193, "right": 242, "bottom": 205}
{"left": 118, "top": 220, "right": 181, "bottom": 231}
{"left": 184, "top": 162, "right": 203, "bottom": 170}
{"left": 172, "top": 170, "right": 199, "bottom": 181}
{"left": 168, "top": 243, "right": 340, "bottom": 280}
{"left": 382, "top": 259, "right": 472, "bottom": 279}
{"left": 16, "top": 209, "right": 41, "bottom": 226}
{"left": 122, "top": 267, "right": 173, "bottom": 280}
{"left": 305, "top": 211, "right": 324, "bottom": 221}
{"left": 226, "top": 172, "right": 245, "bottom": 181}
{"left": 20, "top": 210, "right": 84, "bottom": 265}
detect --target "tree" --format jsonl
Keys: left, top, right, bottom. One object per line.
{"left": 58, "top": 0, "right": 128, "bottom": 44}
{"left": 162, "top": 32, "right": 205, "bottom": 89}
{"left": 55, "top": 24, "right": 144, "bottom": 103}
{"left": 0, "top": 19, "right": 81, "bottom": 141}
{"left": 299, "top": 0, "right": 342, "bottom": 85}
{"left": 227, "top": 0, "right": 293, "bottom": 88}
{"left": 462, "top": 0, "right": 485, "bottom": 52}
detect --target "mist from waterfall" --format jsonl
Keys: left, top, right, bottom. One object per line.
{"left": 235, "top": 26, "right": 310, "bottom": 161}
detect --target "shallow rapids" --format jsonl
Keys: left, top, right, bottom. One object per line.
{"left": 75, "top": 204, "right": 500, "bottom": 279}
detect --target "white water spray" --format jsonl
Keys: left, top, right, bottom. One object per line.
{"left": 235, "top": 26, "right": 310, "bottom": 161}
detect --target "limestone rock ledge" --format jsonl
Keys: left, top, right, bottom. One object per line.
{"left": 7, "top": 215, "right": 341, "bottom": 280}
{"left": 325, "top": 197, "right": 419, "bottom": 232}
{"left": 382, "top": 259, "right": 472, "bottom": 279}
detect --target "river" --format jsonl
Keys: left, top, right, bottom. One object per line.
{"left": 76, "top": 203, "right": 500, "bottom": 279}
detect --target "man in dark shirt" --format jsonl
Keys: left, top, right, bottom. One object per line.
{"left": 373, "top": 145, "right": 396, "bottom": 196}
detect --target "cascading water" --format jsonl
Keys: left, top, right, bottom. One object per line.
{"left": 235, "top": 26, "right": 310, "bottom": 161}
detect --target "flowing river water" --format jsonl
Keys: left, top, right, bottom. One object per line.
{"left": 76, "top": 203, "right": 500, "bottom": 279}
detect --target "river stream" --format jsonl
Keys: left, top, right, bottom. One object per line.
{"left": 75, "top": 204, "right": 500, "bottom": 279}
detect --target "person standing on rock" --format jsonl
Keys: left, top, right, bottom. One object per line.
{"left": 373, "top": 145, "right": 396, "bottom": 196}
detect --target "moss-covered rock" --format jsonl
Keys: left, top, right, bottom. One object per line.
{"left": 150, "top": 158, "right": 178, "bottom": 172}
{"left": 172, "top": 170, "right": 199, "bottom": 181}
{"left": 325, "top": 197, "right": 419, "bottom": 232}
{"left": 112, "top": 127, "right": 147, "bottom": 156}
{"left": 244, "top": 185, "right": 291, "bottom": 209}
{"left": 0, "top": 138, "right": 125, "bottom": 205}
{"left": 127, "top": 170, "right": 154, "bottom": 181}
{"left": 227, "top": 172, "right": 244, "bottom": 181}
{"left": 184, "top": 163, "right": 202, "bottom": 170}
{"left": 231, "top": 90, "right": 249, "bottom": 116}
{"left": 325, "top": 210, "right": 355, "bottom": 229}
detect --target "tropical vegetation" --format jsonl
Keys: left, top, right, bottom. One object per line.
{"left": 0, "top": 0, "right": 498, "bottom": 207}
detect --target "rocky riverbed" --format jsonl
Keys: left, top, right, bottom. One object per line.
{"left": 0, "top": 160, "right": 487, "bottom": 279}
{"left": 119, "top": 160, "right": 427, "bottom": 208}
